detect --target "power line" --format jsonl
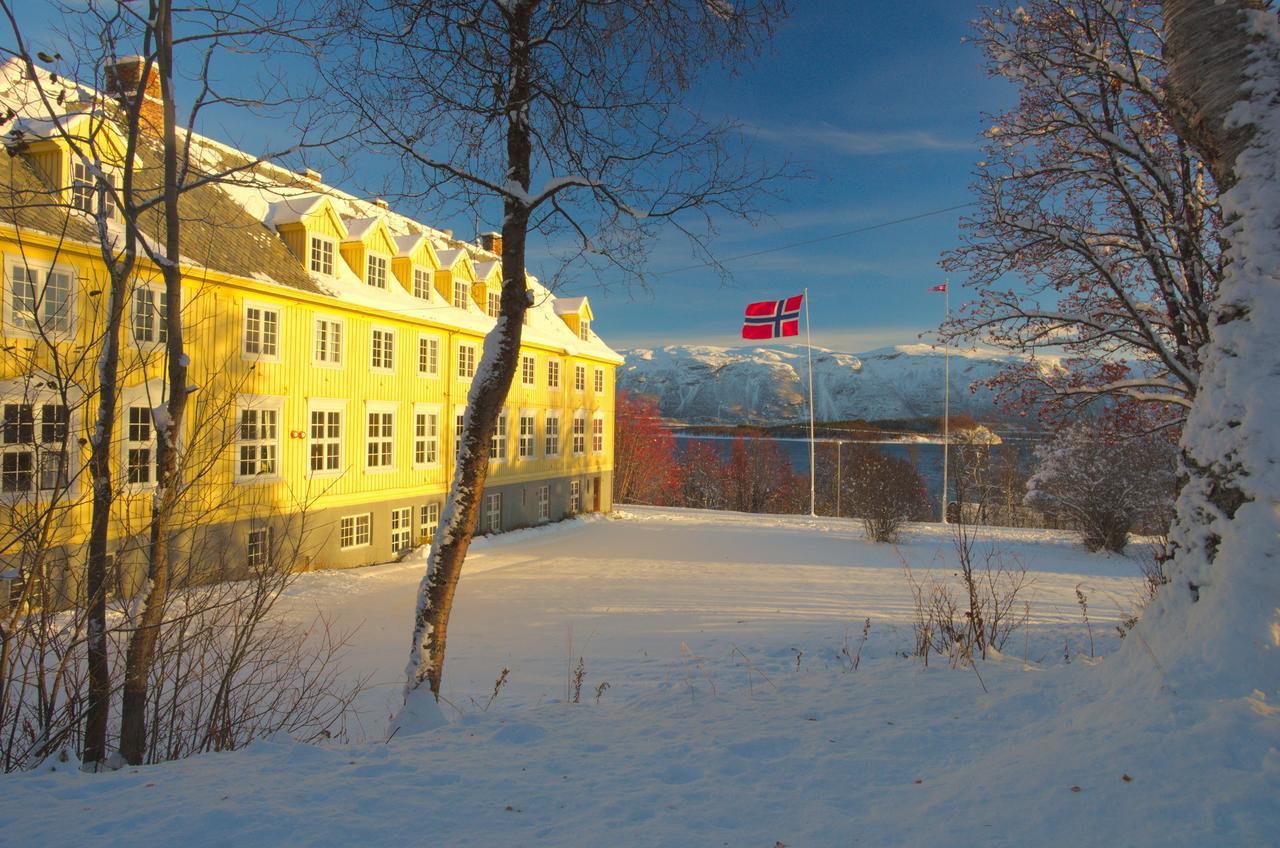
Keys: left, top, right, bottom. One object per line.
{"left": 656, "top": 201, "right": 976, "bottom": 276}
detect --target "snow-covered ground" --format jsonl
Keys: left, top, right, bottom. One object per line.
{"left": 5, "top": 508, "right": 1276, "bottom": 846}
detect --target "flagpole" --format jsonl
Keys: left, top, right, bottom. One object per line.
{"left": 941, "top": 280, "right": 951, "bottom": 524}
{"left": 804, "top": 287, "right": 815, "bottom": 518}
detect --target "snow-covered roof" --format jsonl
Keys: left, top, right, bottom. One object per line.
{"left": 553, "top": 296, "right": 588, "bottom": 315}
{"left": 265, "top": 193, "right": 333, "bottom": 228}
{"left": 343, "top": 216, "right": 383, "bottom": 242}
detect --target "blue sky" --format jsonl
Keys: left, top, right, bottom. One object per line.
{"left": 580, "top": 2, "right": 1013, "bottom": 353}
{"left": 8, "top": 2, "right": 1012, "bottom": 354}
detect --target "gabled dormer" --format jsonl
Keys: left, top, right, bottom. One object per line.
{"left": 435, "top": 248, "right": 478, "bottom": 311}
{"left": 340, "top": 216, "right": 398, "bottom": 290}
{"left": 267, "top": 193, "right": 348, "bottom": 279}
{"left": 13, "top": 109, "right": 130, "bottom": 220}
{"left": 554, "top": 296, "right": 595, "bottom": 341}
{"left": 471, "top": 260, "right": 503, "bottom": 318}
{"left": 392, "top": 232, "right": 442, "bottom": 300}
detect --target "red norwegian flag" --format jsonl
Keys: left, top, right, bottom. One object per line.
{"left": 928, "top": 283, "right": 948, "bottom": 292}
{"left": 742, "top": 294, "right": 803, "bottom": 340}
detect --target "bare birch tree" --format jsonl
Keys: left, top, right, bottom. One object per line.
{"left": 327, "top": 0, "right": 789, "bottom": 716}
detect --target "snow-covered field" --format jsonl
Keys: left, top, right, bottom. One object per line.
{"left": 5, "top": 508, "right": 1277, "bottom": 846}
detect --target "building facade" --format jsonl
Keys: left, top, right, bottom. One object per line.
{"left": 0, "top": 58, "right": 619, "bottom": 601}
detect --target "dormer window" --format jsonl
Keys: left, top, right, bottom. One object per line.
{"left": 367, "top": 254, "right": 388, "bottom": 289}
{"left": 579, "top": 319, "right": 591, "bottom": 341}
{"left": 413, "top": 267, "right": 432, "bottom": 300}
{"left": 309, "top": 237, "right": 335, "bottom": 276}
{"left": 487, "top": 291, "right": 501, "bottom": 318}
{"left": 453, "top": 279, "right": 470, "bottom": 310}
{"left": 70, "top": 160, "right": 116, "bottom": 220}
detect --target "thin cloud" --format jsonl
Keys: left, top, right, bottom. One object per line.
{"left": 748, "top": 122, "right": 974, "bottom": 156}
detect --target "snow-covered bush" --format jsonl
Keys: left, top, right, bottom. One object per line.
{"left": 840, "top": 445, "right": 931, "bottom": 543}
{"left": 1024, "top": 421, "right": 1178, "bottom": 553}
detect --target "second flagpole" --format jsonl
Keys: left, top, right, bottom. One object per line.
{"left": 805, "top": 287, "right": 815, "bottom": 517}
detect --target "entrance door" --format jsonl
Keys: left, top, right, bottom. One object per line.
{"left": 592, "top": 476, "right": 601, "bottom": 511}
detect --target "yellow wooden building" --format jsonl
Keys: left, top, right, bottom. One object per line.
{"left": 0, "top": 57, "right": 620, "bottom": 597}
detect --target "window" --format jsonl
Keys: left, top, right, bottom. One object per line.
{"left": 371, "top": 328, "right": 395, "bottom": 371}
{"left": 1, "top": 403, "right": 68, "bottom": 493}
{"left": 569, "top": 480, "right": 581, "bottom": 513}
{"left": 308, "top": 403, "right": 342, "bottom": 474}
{"left": 572, "top": 414, "right": 586, "bottom": 456}
{"left": 453, "top": 279, "right": 470, "bottom": 310}
{"left": 367, "top": 254, "right": 388, "bottom": 289}
{"left": 574, "top": 365, "right": 586, "bottom": 391}
{"left": 455, "top": 412, "right": 465, "bottom": 458}
{"left": 243, "top": 303, "right": 279, "bottom": 359}
{"left": 420, "top": 502, "right": 440, "bottom": 543}
{"left": 537, "top": 485, "right": 549, "bottom": 522}
{"left": 592, "top": 415, "right": 604, "bottom": 453}
{"left": 547, "top": 359, "right": 560, "bottom": 389}
{"left": 314, "top": 316, "right": 343, "bottom": 366}
{"left": 391, "top": 507, "right": 412, "bottom": 553}
{"left": 413, "top": 267, "right": 432, "bottom": 300}
{"left": 485, "top": 492, "right": 501, "bottom": 533}
{"left": 132, "top": 287, "right": 168, "bottom": 345}
{"left": 544, "top": 414, "right": 560, "bottom": 457}
{"left": 458, "top": 343, "right": 476, "bottom": 379}
{"left": 487, "top": 291, "right": 501, "bottom": 318}
{"left": 594, "top": 368, "right": 605, "bottom": 394}
{"left": 309, "top": 236, "right": 334, "bottom": 276}
{"left": 7, "top": 262, "right": 74, "bottom": 336}
{"left": 247, "top": 526, "right": 272, "bottom": 569}
{"left": 518, "top": 414, "right": 536, "bottom": 459}
{"left": 521, "top": 355, "right": 535, "bottom": 386}
{"left": 418, "top": 335, "right": 439, "bottom": 376}
{"left": 366, "top": 406, "right": 394, "bottom": 469}
{"left": 414, "top": 408, "right": 439, "bottom": 466}
{"left": 490, "top": 412, "right": 506, "bottom": 461}
{"left": 237, "top": 403, "right": 279, "bottom": 480}
{"left": 70, "top": 160, "right": 115, "bottom": 219}
{"left": 340, "top": 514, "right": 371, "bottom": 549}
{"left": 579, "top": 319, "right": 591, "bottom": 341}
{"left": 125, "top": 405, "right": 155, "bottom": 485}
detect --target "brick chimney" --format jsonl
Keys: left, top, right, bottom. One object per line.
{"left": 480, "top": 231, "right": 503, "bottom": 255}
{"left": 104, "top": 56, "right": 164, "bottom": 134}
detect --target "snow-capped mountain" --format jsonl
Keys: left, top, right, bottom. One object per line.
{"left": 618, "top": 343, "right": 1029, "bottom": 425}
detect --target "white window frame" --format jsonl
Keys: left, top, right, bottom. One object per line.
{"left": 419, "top": 502, "right": 440, "bottom": 543}
{"left": 367, "top": 253, "right": 389, "bottom": 289}
{"left": 544, "top": 412, "right": 560, "bottom": 457}
{"left": 339, "top": 513, "right": 372, "bottom": 550}
{"left": 594, "top": 368, "right": 605, "bottom": 394}
{"left": 453, "top": 278, "right": 470, "bottom": 310}
{"left": 413, "top": 403, "right": 441, "bottom": 468}
{"left": 1, "top": 397, "right": 73, "bottom": 497}
{"left": 235, "top": 395, "right": 284, "bottom": 483}
{"left": 413, "top": 266, "right": 432, "bottom": 300}
{"left": 547, "top": 358, "right": 561, "bottom": 389}
{"left": 247, "top": 525, "right": 273, "bottom": 569}
{"left": 371, "top": 326, "right": 396, "bottom": 373}
{"left": 485, "top": 492, "right": 502, "bottom": 533}
{"left": 487, "top": 290, "right": 501, "bottom": 318}
{"left": 572, "top": 412, "right": 586, "bottom": 456}
{"left": 307, "top": 398, "right": 344, "bottom": 477}
{"left": 521, "top": 354, "right": 536, "bottom": 386}
{"left": 579, "top": 318, "right": 591, "bottom": 341}
{"left": 489, "top": 411, "right": 507, "bottom": 462}
{"left": 569, "top": 480, "right": 581, "bottom": 513}
{"left": 365, "top": 401, "right": 396, "bottom": 471}
{"left": 592, "top": 413, "right": 605, "bottom": 454}
{"left": 454, "top": 410, "right": 466, "bottom": 459}
{"left": 537, "top": 485, "right": 549, "bottom": 522}
{"left": 241, "top": 300, "right": 281, "bottom": 362}
{"left": 131, "top": 283, "right": 168, "bottom": 348}
{"left": 574, "top": 364, "right": 586, "bottom": 392}
{"left": 69, "top": 158, "right": 117, "bottom": 221}
{"left": 391, "top": 506, "right": 413, "bottom": 554}
{"left": 4, "top": 255, "right": 76, "bottom": 341}
{"left": 313, "top": 314, "right": 344, "bottom": 368}
{"left": 418, "top": 334, "right": 440, "bottom": 377}
{"left": 518, "top": 412, "right": 536, "bottom": 460}
{"left": 309, "top": 235, "right": 335, "bottom": 276}
{"left": 120, "top": 380, "right": 166, "bottom": 491}
{"left": 457, "top": 342, "right": 476, "bottom": 380}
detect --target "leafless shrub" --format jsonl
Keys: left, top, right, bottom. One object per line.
{"left": 839, "top": 618, "right": 871, "bottom": 673}
{"left": 570, "top": 657, "right": 587, "bottom": 704}
{"left": 593, "top": 680, "right": 610, "bottom": 705}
